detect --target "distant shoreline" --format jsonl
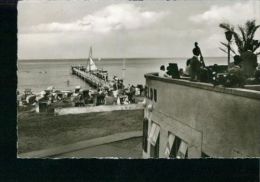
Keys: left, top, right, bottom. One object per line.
{"left": 18, "top": 57, "right": 227, "bottom": 62}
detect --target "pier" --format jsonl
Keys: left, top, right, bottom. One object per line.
{"left": 71, "top": 66, "right": 109, "bottom": 88}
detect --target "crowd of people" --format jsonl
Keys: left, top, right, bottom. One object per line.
{"left": 159, "top": 42, "right": 260, "bottom": 87}
{"left": 72, "top": 77, "right": 144, "bottom": 107}
{"left": 17, "top": 80, "right": 145, "bottom": 112}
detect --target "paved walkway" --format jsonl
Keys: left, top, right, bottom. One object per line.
{"left": 18, "top": 131, "right": 142, "bottom": 158}
{"left": 58, "top": 138, "right": 142, "bottom": 158}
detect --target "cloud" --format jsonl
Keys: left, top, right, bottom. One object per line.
{"left": 189, "top": 1, "right": 257, "bottom": 26}
{"left": 28, "top": 4, "right": 166, "bottom": 34}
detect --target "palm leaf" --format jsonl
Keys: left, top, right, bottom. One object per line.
{"left": 245, "top": 20, "right": 256, "bottom": 37}
{"left": 220, "top": 20, "right": 260, "bottom": 54}
{"left": 232, "top": 32, "right": 244, "bottom": 53}
{"left": 219, "top": 47, "right": 228, "bottom": 54}
{"left": 249, "top": 25, "right": 260, "bottom": 41}
{"left": 252, "top": 41, "right": 260, "bottom": 52}
{"left": 220, "top": 41, "right": 229, "bottom": 47}
{"left": 238, "top": 25, "right": 247, "bottom": 42}
{"left": 219, "top": 48, "right": 236, "bottom": 56}
{"left": 229, "top": 47, "right": 237, "bottom": 54}
{"left": 219, "top": 23, "right": 234, "bottom": 32}
{"left": 219, "top": 42, "right": 237, "bottom": 54}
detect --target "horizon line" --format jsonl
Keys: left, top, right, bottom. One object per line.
{"left": 18, "top": 56, "right": 227, "bottom": 61}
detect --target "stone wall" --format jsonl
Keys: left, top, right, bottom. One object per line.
{"left": 55, "top": 104, "right": 144, "bottom": 115}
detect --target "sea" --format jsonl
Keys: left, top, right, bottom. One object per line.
{"left": 17, "top": 57, "right": 227, "bottom": 93}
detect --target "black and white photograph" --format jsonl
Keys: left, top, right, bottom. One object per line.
{"left": 17, "top": 0, "right": 260, "bottom": 158}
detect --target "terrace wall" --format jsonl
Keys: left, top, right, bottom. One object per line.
{"left": 144, "top": 73, "right": 260, "bottom": 157}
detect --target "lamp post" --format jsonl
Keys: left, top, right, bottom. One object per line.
{"left": 225, "top": 31, "right": 233, "bottom": 66}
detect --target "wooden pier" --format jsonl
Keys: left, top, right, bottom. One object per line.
{"left": 71, "top": 66, "right": 109, "bottom": 88}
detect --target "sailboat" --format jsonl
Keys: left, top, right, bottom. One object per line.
{"left": 86, "top": 46, "right": 98, "bottom": 72}
{"left": 71, "top": 47, "right": 118, "bottom": 88}
{"left": 85, "top": 47, "right": 109, "bottom": 86}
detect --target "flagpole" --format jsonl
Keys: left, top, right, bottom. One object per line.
{"left": 122, "top": 58, "right": 126, "bottom": 81}
{"left": 89, "top": 46, "right": 92, "bottom": 72}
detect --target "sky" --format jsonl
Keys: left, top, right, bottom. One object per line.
{"left": 18, "top": 0, "right": 260, "bottom": 59}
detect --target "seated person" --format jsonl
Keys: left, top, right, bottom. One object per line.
{"left": 228, "top": 55, "right": 242, "bottom": 71}
{"left": 184, "top": 59, "right": 191, "bottom": 76}
{"left": 226, "top": 56, "right": 244, "bottom": 87}
{"left": 159, "top": 65, "right": 169, "bottom": 77}
{"left": 255, "top": 64, "right": 260, "bottom": 83}
{"left": 246, "top": 63, "right": 260, "bottom": 84}
{"left": 179, "top": 68, "right": 184, "bottom": 76}
{"left": 240, "top": 50, "right": 258, "bottom": 78}
{"left": 199, "top": 67, "right": 209, "bottom": 82}
{"left": 166, "top": 63, "right": 180, "bottom": 79}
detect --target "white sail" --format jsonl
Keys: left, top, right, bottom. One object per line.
{"left": 86, "top": 46, "right": 98, "bottom": 71}
{"left": 87, "top": 57, "right": 98, "bottom": 71}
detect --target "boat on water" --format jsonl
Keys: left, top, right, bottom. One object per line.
{"left": 70, "top": 47, "right": 146, "bottom": 106}
{"left": 71, "top": 47, "right": 120, "bottom": 89}
{"left": 18, "top": 48, "right": 142, "bottom": 109}
{"left": 72, "top": 47, "right": 107, "bottom": 87}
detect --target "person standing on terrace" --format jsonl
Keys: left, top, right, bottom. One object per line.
{"left": 194, "top": 42, "right": 206, "bottom": 68}
{"left": 189, "top": 48, "right": 202, "bottom": 81}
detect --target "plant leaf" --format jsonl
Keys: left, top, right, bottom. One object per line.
{"left": 220, "top": 42, "right": 237, "bottom": 54}
{"left": 252, "top": 41, "right": 260, "bottom": 52}
{"left": 219, "top": 23, "right": 234, "bottom": 32}
{"left": 219, "top": 47, "right": 228, "bottom": 54}
{"left": 233, "top": 32, "right": 244, "bottom": 53}
{"left": 238, "top": 26, "right": 246, "bottom": 43}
